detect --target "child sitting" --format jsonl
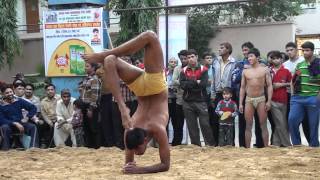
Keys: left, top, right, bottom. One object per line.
{"left": 215, "top": 87, "right": 238, "bottom": 146}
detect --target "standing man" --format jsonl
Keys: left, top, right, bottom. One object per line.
{"left": 211, "top": 42, "right": 236, "bottom": 145}
{"left": 83, "top": 31, "right": 170, "bottom": 174}
{"left": 239, "top": 48, "right": 273, "bottom": 148}
{"left": 289, "top": 41, "right": 320, "bottom": 147}
{"left": 96, "top": 63, "right": 114, "bottom": 147}
{"left": 79, "top": 62, "right": 101, "bottom": 148}
{"left": 40, "top": 84, "right": 60, "bottom": 147}
{"left": 166, "top": 57, "right": 178, "bottom": 141}
{"left": 180, "top": 49, "right": 215, "bottom": 147}
{"left": 283, "top": 42, "right": 309, "bottom": 143}
{"left": 231, "top": 42, "right": 265, "bottom": 147}
{"left": 269, "top": 51, "right": 292, "bottom": 147}
{"left": 202, "top": 52, "right": 215, "bottom": 126}
{"left": 171, "top": 50, "right": 188, "bottom": 146}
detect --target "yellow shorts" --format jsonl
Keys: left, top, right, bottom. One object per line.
{"left": 127, "top": 71, "right": 167, "bottom": 97}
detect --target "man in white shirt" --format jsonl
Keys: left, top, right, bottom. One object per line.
{"left": 283, "top": 42, "right": 304, "bottom": 74}
{"left": 54, "top": 89, "right": 77, "bottom": 146}
{"left": 283, "top": 42, "right": 309, "bottom": 143}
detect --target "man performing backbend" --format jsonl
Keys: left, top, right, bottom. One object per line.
{"left": 82, "top": 31, "right": 169, "bottom": 174}
{"left": 239, "top": 48, "right": 273, "bottom": 148}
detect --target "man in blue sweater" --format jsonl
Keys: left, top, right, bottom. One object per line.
{"left": 0, "top": 85, "right": 39, "bottom": 150}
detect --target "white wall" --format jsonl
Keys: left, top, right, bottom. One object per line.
{"left": 295, "top": 3, "right": 320, "bottom": 35}
{"left": 208, "top": 22, "right": 295, "bottom": 59}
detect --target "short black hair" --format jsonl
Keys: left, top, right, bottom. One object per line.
{"left": 202, "top": 52, "right": 212, "bottom": 59}
{"left": 93, "top": 28, "right": 99, "bottom": 33}
{"left": 25, "top": 83, "right": 35, "bottom": 90}
{"left": 186, "top": 49, "right": 198, "bottom": 56}
{"left": 222, "top": 87, "right": 233, "bottom": 95}
{"left": 285, "top": 42, "right": 297, "bottom": 49}
{"left": 1, "top": 84, "right": 13, "bottom": 93}
{"left": 248, "top": 48, "right": 260, "bottom": 57}
{"left": 45, "top": 83, "right": 55, "bottom": 90}
{"left": 87, "top": 62, "right": 99, "bottom": 71}
{"left": 270, "top": 51, "right": 282, "bottom": 59}
{"left": 280, "top": 52, "right": 289, "bottom": 61}
{"left": 301, "top": 41, "right": 314, "bottom": 51}
{"left": 125, "top": 128, "right": 147, "bottom": 150}
{"left": 178, "top": 49, "right": 188, "bottom": 57}
{"left": 241, "top": 42, "right": 254, "bottom": 49}
{"left": 73, "top": 99, "right": 86, "bottom": 114}
{"left": 13, "top": 82, "right": 25, "bottom": 89}
{"left": 61, "top": 88, "right": 71, "bottom": 96}
{"left": 267, "top": 50, "right": 276, "bottom": 58}
{"left": 13, "top": 79, "right": 25, "bottom": 87}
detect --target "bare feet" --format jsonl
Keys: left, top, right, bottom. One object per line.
{"left": 81, "top": 53, "right": 105, "bottom": 64}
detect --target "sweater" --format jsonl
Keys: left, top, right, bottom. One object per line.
{"left": 0, "top": 98, "right": 37, "bottom": 126}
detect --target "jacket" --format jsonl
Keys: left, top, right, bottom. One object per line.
{"left": 180, "top": 64, "right": 208, "bottom": 102}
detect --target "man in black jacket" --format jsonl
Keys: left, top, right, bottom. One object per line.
{"left": 180, "top": 49, "right": 215, "bottom": 146}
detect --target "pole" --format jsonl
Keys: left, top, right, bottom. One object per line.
{"left": 165, "top": 0, "right": 169, "bottom": 67}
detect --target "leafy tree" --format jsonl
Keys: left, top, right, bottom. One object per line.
{"left": 0, "top": 0, "right": 21, "bottom": 69}
{"left": 187, "top": 0, "right": 316, "bottom": 56}
{"left": 109, "top": 0, "right": 162, "bottom": 46}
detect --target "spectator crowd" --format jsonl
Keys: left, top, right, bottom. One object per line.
{"left": 0, "top": 40, "right": 319, "bottom": 150}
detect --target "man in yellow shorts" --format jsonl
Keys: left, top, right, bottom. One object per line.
{"left": 82, "top": 31, "right": 169, "bottom": 174}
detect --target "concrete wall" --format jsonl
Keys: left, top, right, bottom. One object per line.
{"left": 0, "top": 39, "right": 44, "bottom": 83}
{"left": 208, "top": 22, "right": 295, "bottom": 60}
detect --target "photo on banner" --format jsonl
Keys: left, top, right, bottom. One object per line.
{"left": 43, "top": 8, "right": 104, "bottom": 77}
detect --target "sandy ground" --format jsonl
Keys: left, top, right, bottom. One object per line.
{"left": 0, "top": 145, "right": 319, "bottom": 180}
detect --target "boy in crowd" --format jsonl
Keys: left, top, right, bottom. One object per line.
{"left": 239, "top": 48, "right": 273, "bottom": 148}
{"left": 215, "top": 87, "right": 238, "bottom": 146}
{"left": 269, "top": 51, "right": 292, "bottom": 147}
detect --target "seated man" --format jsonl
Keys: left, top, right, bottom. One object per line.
{"left": 0, "top": 85, "right": 39, "bottom": 150}
{"left": 82, "top": 31, "right": 169, "bottom": 174}
{"left": 54, "top": 89, "right": 77, "bottom": 147}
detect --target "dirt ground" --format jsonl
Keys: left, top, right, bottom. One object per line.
{"left": 0, "top": 145, "right": 319, "bottom": 180}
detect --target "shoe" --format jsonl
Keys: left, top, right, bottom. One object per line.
{"left": 40, "top": 144, "right": 47, "bottom": 149}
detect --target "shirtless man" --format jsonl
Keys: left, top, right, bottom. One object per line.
{"left": 239, "top": 48, "right": 273, "bottom": 148}
{"left": 82, "top": 31, "right": 169, "bottom": 174}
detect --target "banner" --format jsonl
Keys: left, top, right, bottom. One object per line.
{"left": 43, "top": 8, "right": 104, "bottom": 76}
{"left": 158, "top": 14, "right": 188, "bottom": 66}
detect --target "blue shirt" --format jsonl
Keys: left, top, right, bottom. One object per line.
{"left": 0, "top": 98, "right": 37, "bottom": 126}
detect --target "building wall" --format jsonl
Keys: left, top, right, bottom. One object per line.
{"left": 0, "top": 39, "right": 44, "bottom": 83}
{"left": 208, "top": 22, "right": 295, "bottom": 59}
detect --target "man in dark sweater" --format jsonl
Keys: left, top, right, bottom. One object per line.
{"left": 0, "top": 85, "right": 38, "bottom": 150}
{"left": 180, "top": 49, "right": 215, "bottom": 146}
